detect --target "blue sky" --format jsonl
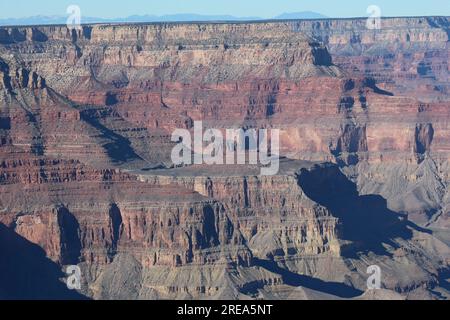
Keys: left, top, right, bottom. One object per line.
{"left": 0, "top": 0, "right": 449, "bottom": 19}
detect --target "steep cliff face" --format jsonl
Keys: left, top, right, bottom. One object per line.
{"left": 0, "top": 17, "right": 449, "bottom": 300}
{"left": 137, "top": 163, "right": 342, "bottom": 259}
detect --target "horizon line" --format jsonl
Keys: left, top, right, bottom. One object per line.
{"left": 1, "top": 15, "right": 449, "bottom": 29}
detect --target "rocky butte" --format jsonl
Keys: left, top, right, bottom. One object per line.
{"left": 0, "top": 17, "right": 449, "bottom": 300}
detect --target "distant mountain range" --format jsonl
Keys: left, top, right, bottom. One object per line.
{"left": 0, "top": 12, "right": 328, "bottom": 26}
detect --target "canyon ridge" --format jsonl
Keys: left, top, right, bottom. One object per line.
{"left": 0, "top": 17, "right": 449, "bottom": 300}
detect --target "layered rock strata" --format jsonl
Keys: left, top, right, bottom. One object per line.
{"left": 0, "top": 17, "right": 449, "bottom": 299}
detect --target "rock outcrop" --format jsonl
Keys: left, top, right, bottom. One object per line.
{"left": 0, "top": 17, "right": 449, "bottom": 300}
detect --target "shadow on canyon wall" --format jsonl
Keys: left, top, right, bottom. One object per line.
{"left": 46, "top": 88, "right": 141, "bottom": 164}
{"left": 79, "top": 108, "right": 141, "bottom": 164}
{"left": 253, "top": 258, "right": 363, "bottom": 298}
{"left": 0, "top": 223, "right": 88, "bottom": 300}
{"left": 296, "top": 163, "right": 431, "bottom": 258}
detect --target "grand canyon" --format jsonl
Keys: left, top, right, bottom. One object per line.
{"left": 0, "top": 16, "right": 449, "bottom": 300}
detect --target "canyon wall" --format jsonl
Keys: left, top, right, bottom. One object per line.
{"left": 0, "top": 17, "right": 449, "bottom": 299}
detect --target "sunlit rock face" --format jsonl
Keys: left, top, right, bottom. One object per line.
{"left": 0, "top": 17, "right": 449, "bottom": 300}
